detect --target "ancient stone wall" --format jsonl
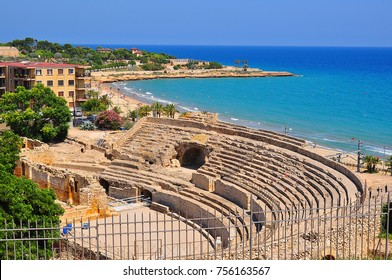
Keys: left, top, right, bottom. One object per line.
{"left": 192, "top": 173, "right": 214, "bottom": 191}
{"left": 214, "top": 180, "right": 250, "bottom": 210}
{"left": 14, "top": 158, "right": 108, "bottom": 217}
{"left": 107, "top": 181, "right": 139, "bottom": 199}
{"left": 153, "top": 190, "right": 230, "bottom": 246}
{"left": 250, "top": 198, "right": 266, "bottom": 229}
{"left": 23, "top": 137, "right": 48, "bottom": 150}
{"left": 144, "top": 117, "right": 363, "bottom": 195}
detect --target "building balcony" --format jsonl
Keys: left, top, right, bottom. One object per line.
{"left": 0, "top": 73, "right": 5, "bottom": 78}
{"left": 76, "top": 83, "right": 92, "bottom": 90}
{"left": 14, "top": 74, "right": 35, "bottom": 80}
{"left": 76, "top": 94, "right": 89, "bottom": 101}
{"left": 76, "top": 73, "right": 92, "bottom": 79}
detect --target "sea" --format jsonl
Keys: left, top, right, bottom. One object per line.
{"left": 82, "top": 45, "right": 392, "bottom": 158}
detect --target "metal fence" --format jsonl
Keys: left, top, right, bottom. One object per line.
{"left": 1, "top": 194, "right": 391, "bottom": 260}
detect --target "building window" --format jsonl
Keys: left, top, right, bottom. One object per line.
{"left": 58, "top": 80, "right": 64, "bottom": 86}
{"left": 47, "top": 69, "right": 53, "bottom": 75}
{"left": 58, "top": 69, "right": 64, "bottom": 75}
{"left": 68, "top": 91, "right": 74, "bottom": 97}
{"left": 68, "top": 80, "right": 75, "bottom": 86}
{"left": 47, "top": 80, "right": 53, "bottom": 87}
{"left": 58, "top": 91, "right": 64, "bottom": 97}
{"left": 69, "top": 102, "right": 74, "bottom": 108}
{"left": 68, "top": 69, "right": 74, "bottom": 75}
{"left": 36, "top": 69, "right": 42, "bottom": 76}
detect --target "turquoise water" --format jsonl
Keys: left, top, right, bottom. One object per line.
{"left": 109, "top": 46, "right": 392, "bottom": 158}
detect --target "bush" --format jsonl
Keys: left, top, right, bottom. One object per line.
{"left": 141, "top": 63, "right": 165, "bottom": 71}
{"left": 381, "top": 202, "right": 392, "bottom": 237}
{"left": 79, "top": 121, "right": 96, "bottom": 131}
{"left": 122, "top": 120, "right": 134, "bottom": 130}
{"left": 95, "top": 110, "right": 123, "bottom": 130}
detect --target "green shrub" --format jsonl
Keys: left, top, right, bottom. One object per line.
{"left": 122, "top": 120, "right": 134, "bottom": 130}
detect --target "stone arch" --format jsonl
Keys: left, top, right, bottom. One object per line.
{"left": 176, "top": 142, "right": 210, "bottom": 170}
{"left": 141, "top": 189, "right": 153, "bottom": 201}
{"left": 99, "top": 178, "right": 110, "bottom": 194}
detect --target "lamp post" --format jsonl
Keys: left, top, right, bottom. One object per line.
{"left": 357, "top": 140, "right": 362, "bottom": 173}
{"left": 72, "top": 91, "right": 76, "bottom": 127}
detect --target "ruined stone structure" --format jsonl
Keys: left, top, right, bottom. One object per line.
{"left": 100, "top": 113, "right": 364, "bottom": 248}
{"left": 15, "top": 138, "right": 109, "bottom": 219}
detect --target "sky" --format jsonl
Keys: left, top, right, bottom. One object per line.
{"left": 1, "top": 0, "right": 391, "bottom": 47}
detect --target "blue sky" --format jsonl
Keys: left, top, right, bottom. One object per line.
{"left": 2, "top": 0, "right": 391, "bottom": 46}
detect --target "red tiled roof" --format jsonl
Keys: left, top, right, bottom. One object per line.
{"left": 0, "top": 62, "right": 89, "bottom": 68}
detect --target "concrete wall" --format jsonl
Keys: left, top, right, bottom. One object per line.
{"left": 214, "top": 179, "right": 250, "bottom": 210}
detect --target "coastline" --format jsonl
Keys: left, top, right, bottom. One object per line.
{"left": 91, "top": 70, "right": 392, "bottom": 191}
{"left": 92, "top": 68, "right": 296, "bottom": 83}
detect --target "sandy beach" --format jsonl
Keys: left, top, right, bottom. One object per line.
{"left": 92, "top": 80, "right": 147, "bottom": 117}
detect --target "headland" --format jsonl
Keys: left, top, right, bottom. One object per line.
{"left": 92, "top": 67, "right": 296, "bottom": 83}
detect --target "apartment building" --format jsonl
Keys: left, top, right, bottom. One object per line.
{"left": 0, "top": 62, "right": 91, "bottom": 110}
{"left": 0, "top": 65, "right": 6, "bottom": 96}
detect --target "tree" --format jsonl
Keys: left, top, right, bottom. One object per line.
{"left": 112, "top": 106, "right": 122, "bottom": 115}
{"left": 0, "top": 84, "right": 71, "bottom": 142}
{"left": 0, "top": 165, "right": 64, "bottom": 260}
{"left": 205, "top": 62, "right": 223, "bottom": 69}
{"left": 0, "top": 133, "right": 64, "bottom": 260}
{"left": 151, "top": 102, "right": 164, "bottom": 118}
{"left": 81, "top": 98, "right": 108, "bottom": 113}
{"left": 137, "top": 105, "right": 152, "bottom": 118}
{"left": 128, "top": 110, "right": 138, "bottom": 122}
{"left": 164, "top": 103, "right": 178, "bottom": 118}
{"left": 0, "top": 131, "right": 23, "bottom": 173}
{"left": 86, "top": 89, "right": 99, "bottom": 99}
{"left": 363, "top": 155, "right": 381, "bottom": 173}
{"left": 95, "top": 110, "right": 123, "bottom": 130}
{"left": 100, "top": 94, "right": 113, "bottom": 108}
{"left": 386, "top": 155, "right": 392, "bottom": 176}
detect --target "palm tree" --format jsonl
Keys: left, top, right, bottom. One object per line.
{"left": 128, "top": 110, "right": 138, "bottom": 122}
{"left": 386, "top": 155, "right": 392, "bottom": 176}
{"left": 164, "top": 103, "right": 178, "bottom": 118}
{"left": 137, "top": 105, "right": 152, "bottom": 118}
{"left": 86, "top": 89, "right": 99, "bottom": 99}
{"left": 363, "top": 155, "right": 381, "bottom": 173}
{"left": 100, "top": 94, "right": 113, "bottom": 108}
{"left": 151, "top": 102, "right": 164, "bottom": 118}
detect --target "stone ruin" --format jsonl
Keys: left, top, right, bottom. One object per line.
{"left": 99, "top": 112, "right": 364, "bottom": 249}
{"left": 11, "top": 113, "right": 367, "bottom": 257}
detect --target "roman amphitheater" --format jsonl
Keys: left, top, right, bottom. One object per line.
{"left": 15, "top": 112, "right": 391, "bottom": 260}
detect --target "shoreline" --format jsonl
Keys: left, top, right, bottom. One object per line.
{"left": 92, "top": 68, "right": 296, "bottom": 83}
{"left": 85, "top": 77, "right": 392, "bottom": 192}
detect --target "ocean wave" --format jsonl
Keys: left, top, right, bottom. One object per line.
{"left": 146, "top": 92, "right": 153, "bottom": 95}
{"left": 231, "top": 118, "right": 239, "bottom": 121}
{"left": 365, "top": 146, "right": 392, "bottom": 156}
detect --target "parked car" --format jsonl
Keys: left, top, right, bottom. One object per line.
{"left": 74, "top": 117, "right": 89, "bottom": 126}
{"left": 87, "top": 114, "right": 97, "bottom": 123}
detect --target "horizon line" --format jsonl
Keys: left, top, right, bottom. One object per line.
{"left": 71, "top": 43, "right": 392, "bottom": 48}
